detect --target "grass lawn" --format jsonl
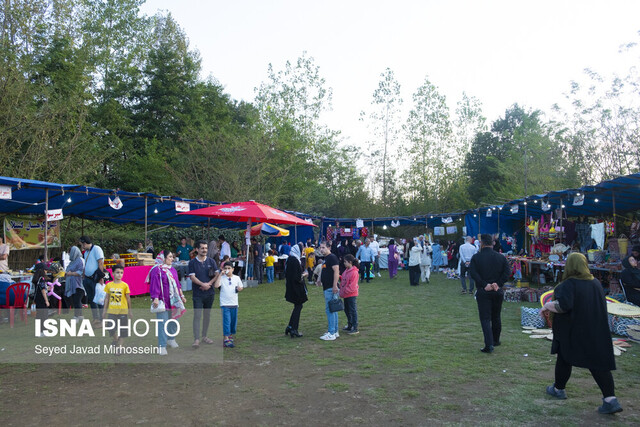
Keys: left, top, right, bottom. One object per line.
{"left": 0, "top": 269, "right": 638, "bottom": 425}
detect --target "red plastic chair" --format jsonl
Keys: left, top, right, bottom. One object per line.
{"left": 0, "top": 282, "right": 30, "bottom": 327}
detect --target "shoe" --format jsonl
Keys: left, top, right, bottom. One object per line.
{"left": 480, "top": 346, "right": 494, "bottom": 353}
{"left": 334, "top": 331, "right": 339, "bottom": 338}
{"left": 158, "top": 347, "right": 168, "bottom": 356}
{"left": 377, "top": 273, "right": 381, "bottom": 277}
{"left": 320, "top": 333, "right": 336, "bottom": 341}
{"left": 426, "top": 279, "right": 430, "bottom": 284}
{"left": 342, "top": 325, "right": 352, "bottom": 331}
{"left": 223, "top": 339, "right": 235, "bottom": 348}
{"left": 167, "top": 339, "right": 179, "bottom": 348}
{"left": 546, "top": 385, "right": 567, "bottom": 399}
{"left": 461, "top": 290, "right": 467, "bottom": 294}
{"left": 493, "top": 341, "right": 501, "bottom": 347}
{"left": 192, "top": 339, "right": 200, "bottom": 349}
{"left": 285, "top": 325, "right": 293, "bottom": 336}
{"left": 598, "top": 397, "right": 622, "bottom": 414}
{"left": 202, "top": 337, "right": 214, "bottom": 345}
{"left": 347, "top": 328, "right": 359, "bottom": 335}
{"left": 290, "top": 329, "right": 303, "bottom": 338}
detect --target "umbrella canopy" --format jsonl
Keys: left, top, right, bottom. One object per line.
{"left": 250, "top": 222, "right": 290, "bottom": 237}
{"left": 181, "top": 200, "right": 316, "bottom": 227}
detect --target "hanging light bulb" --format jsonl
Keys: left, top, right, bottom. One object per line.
{"left": 383, "top": 224, "right": 388, "bottom": 230}
{"left": 534, "top": 200, "right": 538, "bottom": 204}
{"left": 576, "top": 192, "right": 581, "bottom": 197}
{"left": 561, "top": 204, "right": 566, "bottom": 209}
{"left": 594, "top": 198, "right": 599, "bottom": 203}
{"left": 67, "top": 197, "right": 72, "bottom": 203}
{"left": 154, "top": 208, "right": 158, "bottom": 214}
{"left": 523, "top": 202, "right": 528, "bottom": 206}
{"left": 473, "top": 214, "right": 477, "bottom": 217}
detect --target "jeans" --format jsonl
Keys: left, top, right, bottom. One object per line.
{"left": 373, "top": 256, "right": 380, "bottom": 274}
{"left": 476, "top": 289, "right": 503, "bottom": 348}
{"left": 192, "top": 293, "right": 214, "bottom": 340}
{"left": 266, "top": 266, "right": 274, "bottom": 283}
{"left": 460, "top": 262, "right": 475, "bottom": 292}
{"left": 83, "top": 277, "right": 103, "bottom": 320}
{"left": 156, "top": 311, "right": 178, "bottom": 348}
{"left": 246, "top": 263, "right": 254, "bottom": 278}
{"left": 324, "top": 288, "right": 338, "bottom": 334}
{"left": 360, "top": 261, "right": 372, "bottom": 282}
{"left": 221, "top": 306, "right": 238, "bottom": 336}
{"left": 254, "top": 263, "right": 263, "bottom": 283}
{"left": 343, "top": 296, "right": 358, "bottom": 329}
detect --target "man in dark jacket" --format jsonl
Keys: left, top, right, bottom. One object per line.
{"left": 469, "top": 234, "right": 510, "bottom": 353}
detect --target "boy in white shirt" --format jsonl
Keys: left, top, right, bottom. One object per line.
{"left": 214, "top": 261, "right": 243, "bottom": 347}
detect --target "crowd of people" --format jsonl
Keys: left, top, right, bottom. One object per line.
{"left": 3, "top": 229, "right": 637, "bottom": 415}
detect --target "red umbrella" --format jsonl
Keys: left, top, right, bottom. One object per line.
{"left": 182, "top": 200, "right": 314, "bottom": 227}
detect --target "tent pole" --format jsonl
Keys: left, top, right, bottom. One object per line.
{"left": 612, "top": 191, "right": 617, "bottom": 232}
{"left": 478, "top": 209, "right": 481, "bottom": 235}
{"left": 144, "top": 196, "right": 148, "bottom": 247}
{"left": 559, "top": 198, "right": 564, "bottom": 243}
{"left": 524, "top": 199, "right": 528, "bottom": 255}
{"left": 294, "top": 225, "right": 297, "bottom": 245}
{"left": 44, "top": 189, "right": 49, "bottom": 260}
{"left": 245, "top": 220, "right": 251, "bottom": 282}
{"left": 497, "top": 208, "right": 500, "bottom": 237}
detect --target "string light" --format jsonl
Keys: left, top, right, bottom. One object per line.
{"left": 67, "top": 198, "right": 72, "bottom": 203}
{"left": 594, "top": 198, "right": 599, "bottom": 203}
{"left": 534, "top": 200, "right": 538, "bottom": 204}
{"left": 523, "top": 202, "right": 527, "bottom": 205}
{"left": 154, "top": 208, "right": 158, "bottom": 214}
{"left": 561, "top": 204, "right": 566, "bottom": 209}
{"left": 383, "top": 224, "right": 388, "bottom": 230}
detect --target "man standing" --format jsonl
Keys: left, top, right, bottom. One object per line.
{"left": 218, "top": 235, "right": 231, "bottom": 262}
{"left": 469, "top": 234, "right": 510, "bottom": 353}
{"left": 80, "top": 236, "right": 105, "bottom": 326}
{"left": 252, "top": 238, "right": 264, "bottom": 283}
{"left": 356, "top": 238, "right": 375, "bottom": 283}
{"left": 459, "top": 236, "right": 478, "bottom": 294}
{"left": 279, "top": 241, "right": 291, "bottom": 256}
{"left": 176, "top": 237, "right": 193, "bottom": 262}
{"left": 419, "top": 236, "right": 432, "bottom": 283}
{"left": 188, "top": 240, "right": 219, "bottom": 348}
{"left": 317, "top": 241, "right": 340, "bottom": 340}
{"left": 0, "top": 236, "right": 10, "bottom": 272}
{"left": 369, "top": 236, "right": 381, "bottom": 278}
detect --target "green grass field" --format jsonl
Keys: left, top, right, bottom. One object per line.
{"left": 1, "top": 269, "right": 638, "bottom": 425}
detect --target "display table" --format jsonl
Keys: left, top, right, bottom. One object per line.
{"left": 507, "top": 255, "right": 622, "bottom": 284}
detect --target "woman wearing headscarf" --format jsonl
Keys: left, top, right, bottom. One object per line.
{"left": 64, "top": 246, "right": 85, "bottom": 319}
{"left": 284, "top": 244, "right": 307, "bottom": 338}
{"left": 387, "top": 239, "right": 399, "bottom": 279}
{"left": 150, "top": 250, "right": 187, "bottom": 355}
{"left": 541, "top": 252, "right": 622, "bottom": 414}
{"left": 620, "top": 256, "right": 640, "bottom": 306}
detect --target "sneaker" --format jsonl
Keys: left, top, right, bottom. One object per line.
{"left": 347, "top": 328, "right": 359, "bottom": 335}
{"left": 334, "top": 331, "right": 339, "bottom": 338}
{"left": 223, "top": 339, "right": 235, "bottom": 348}
{"left": 167, "top": 339, "right": 179, "bottom": 348}
{"left": 598, "top": 397, "right": 622, "bottom": 414}
{"left": 158, "top": 347, "right": 168, "bottom": 356}
{"left": 546, "top": 385, "right": 567, "bottom": 399}
{"left": 461, "top": 290, "right": 467, "bottom": 294}
{"left": 377, "top": 273, "right": 381, "bottom": 277}
{"left": 320, "top": 333, "right": 336, "bottom": 341}
{"left": 342, "top": 325, "right": 351, "bottom": 331}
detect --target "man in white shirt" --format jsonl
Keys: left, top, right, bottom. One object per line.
{"left": 218, "top": 235, "right": 231, "bottom": 262}
{"left": 459, "top": 236, "right": 478, "bottom": 294}
{"left": 418, "top": 236, "right": 432, "bottom": 283}
{"left": 369, "top": 237, "right": 381, "bottom": 277}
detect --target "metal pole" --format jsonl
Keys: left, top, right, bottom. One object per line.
{"left": 612, "top": 191, "right": 617, "bottom": 232}
{"left": 524, "top": 199, "right": 528, "bottom": 255}
{"left": 294, "top": 225, "right": 297, "bottom": 245}
{"left": 245, "top": 220, "right": 251, "bottom": 282}
{"left": 478, "top": 209, "right": 481, "bottom": 235}
{"left": 44, "top": 189, "right": 49, "bottom": 260}
{"left": 144, "top": 196, "right": 148, "bottom": 246}
{"left": 559, "top": 198, "right": 564, "bottom": 243}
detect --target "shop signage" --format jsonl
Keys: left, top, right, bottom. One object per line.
{"left": 46, "top": 209, "right": 63, "bottom": 222}
{"left": 0, "top": 185, "right": 11, "bottom": 199}
{"left": 175, "top": 202, "right": 190, "bottom": 212}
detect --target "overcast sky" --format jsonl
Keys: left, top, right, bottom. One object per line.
{"left": 140, "top": 0, "right": 640, "bottom": 147}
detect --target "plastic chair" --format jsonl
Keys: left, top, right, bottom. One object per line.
{"left": 0, "top": 282, "right": 30, "bottom": 327}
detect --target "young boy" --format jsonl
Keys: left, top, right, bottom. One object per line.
{"left": 214, "top": 261, "right": 243, "bottom": 347}
{"left": 265, "top": 250, "right": 275, "bottom": 283}
{"left": 102, "top": 265, "right": 132, "bottom": 349}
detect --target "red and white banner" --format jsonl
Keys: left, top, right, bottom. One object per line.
{"left": 175, "top": 202, "right": 190, "bottom": 212}
{"left": 46, "top": 209, "right": 64, "bottom": 222}
{"left": 0, "top": 185, "right": 11, "bottom": 199}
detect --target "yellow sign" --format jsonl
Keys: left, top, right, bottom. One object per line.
{"left": 4, "top": 216, "right": 61, "bottom": 250}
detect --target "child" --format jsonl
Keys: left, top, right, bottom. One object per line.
{"left": 215, "top": 261, "right": 243, "bottom": 347}
{"left": 265, "top": 250, "right": 275, "bottom": 283}
{"left": 102, "top": 265, "right": 132, "bottom": 349}
{"left": 340, "top": 254, "right": 360, "bottom": 334}
{"left": 32, "top": 265, "right": 51, "bottom": 335}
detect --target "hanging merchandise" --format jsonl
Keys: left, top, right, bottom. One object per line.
{"left": 591, "top": 222, "right": 605, "bottom": 250}
{"left": 352, "top": 228, "right": 360, "bottom": 240}
{"left": 326, "top": 226, "right": 333, "bottom": 241}
{"left": 360, "top": 227, "right": 368, "bottom": 238}
{"left": 541, "top": 201, "right": 551, "bottom": 211}
{"left": 446, "top": 225, "right": 458, "bottom": 235}
{"left": 391, "top": 220, "right": 400, "bottom": 227}
{"left": 355, "top": 219, "right": 364, "bottom": 228}
{"left": 605, "top": 221, "right": 615, "bottom": 237}
{"left": 108, "top": 196, "right": 123, "bottom": 210}
{"left": 441, "top": 217, "right": 453, "bottom": 224}
{"left": 462, "top": 226, "right": 467, "bottom": 236}
{"left": 434, "top": 226, "right": 445, "bottom": 236}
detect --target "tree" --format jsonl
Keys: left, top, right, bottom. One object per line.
{"left": 361, "top": 68, "right": 403, "bottom": 208}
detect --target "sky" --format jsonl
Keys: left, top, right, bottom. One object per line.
{"left": 139, "top": 0, "right": 640, "bottom": 147}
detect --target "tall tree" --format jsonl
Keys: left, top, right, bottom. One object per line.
{"left": 361, "top": 68, "right": 403, "bottom": 208}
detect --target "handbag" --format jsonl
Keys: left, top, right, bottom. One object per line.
{"left": 93, "top": 282, "right": 106, "bottom": 305}
{"left": 150, "top": 268, "right": 166, "bottom": 313}
{"left": 328, "top": 293, "right": 344, "bottom": 313}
